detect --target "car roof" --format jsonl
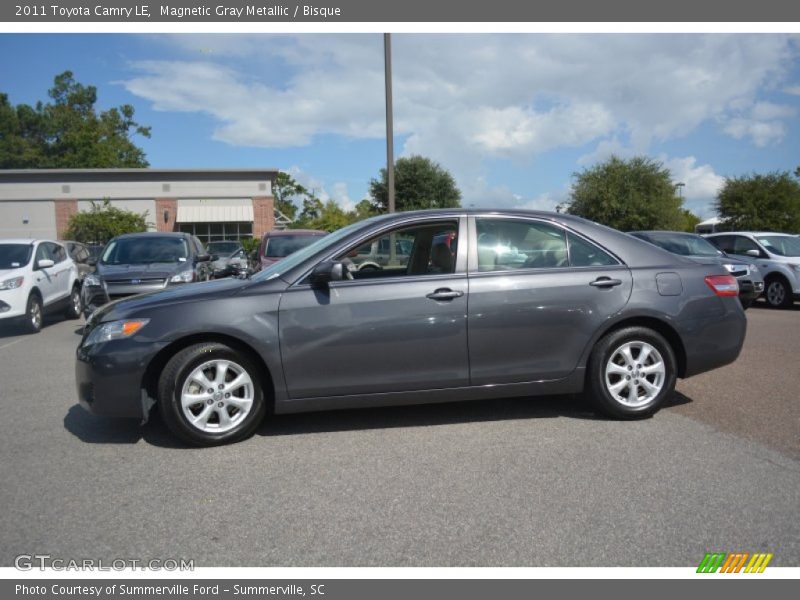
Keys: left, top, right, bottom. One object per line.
{"left": 708, "top": 231, "right": 795, "bottom": 237}
{"left": 111, "top": 232, "right": 190, "bottom": 240}
{"left": 265, "top": 229, "right": 327, "bottom": 236}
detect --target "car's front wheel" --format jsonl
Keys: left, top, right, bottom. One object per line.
{"left": 22, "top": 293, "right": 43, "bottom": 334}
{"left": 586, "top": 326, "right": 677, "bottom": 419}
{"left": 158, "top": 343, "right": 267, "bottom": 446}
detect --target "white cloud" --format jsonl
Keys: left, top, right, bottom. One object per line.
{"left": 661, "top": 155, "right": 725, "bottom": 218}
{"left": 121, "top": 34, "right": 798, "bottom": 213}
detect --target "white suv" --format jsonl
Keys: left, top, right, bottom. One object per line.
{"left": 0, "top": 239, "right": 82, "bottom": 333}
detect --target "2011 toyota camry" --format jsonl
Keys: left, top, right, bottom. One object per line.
{"left": 76, "top": 209, "right": 747, "bottom": 446}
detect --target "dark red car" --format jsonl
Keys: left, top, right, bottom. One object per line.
{"left": 259, "top": 229, "right": 327, "bottom": 269}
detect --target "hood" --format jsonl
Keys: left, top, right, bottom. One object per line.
{"left": 0, "top": 266, "right": 26, "bottom": 281}
{"left": 96, "top": 277, "right": 248, "bottom": 322}
{"left": 97, "top": 262, "right": 188, "bottom": 280}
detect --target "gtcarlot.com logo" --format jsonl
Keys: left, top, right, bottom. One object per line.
{"left": 14, "top": 554, "right": 194, "bottom": 571}
{"left": 697, "top": 552, "right": 773, "bottom": 573}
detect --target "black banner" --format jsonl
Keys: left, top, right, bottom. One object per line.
{"left": 3, "top": 0, "right": 800, "bottom": 22}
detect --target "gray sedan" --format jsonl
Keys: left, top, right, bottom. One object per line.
{"left": 76, "top": 209, "right": 746, "bottom": 446}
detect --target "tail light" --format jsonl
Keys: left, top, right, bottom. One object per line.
{"left": 704, "top": 274, "right": 739, "bottom": 297}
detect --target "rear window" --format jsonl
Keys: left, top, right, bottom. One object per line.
{"left": 102, "top": 237, "right": 189, "bottom": 265}
{"left": 264, "top": 234, "right": 324, "bottom": 258}
{"left": 0, "top": 243, "right": 33, "bottom": 269}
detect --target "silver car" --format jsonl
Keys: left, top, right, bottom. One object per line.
{"left": 706, "top": 232, "right": 800, "bottom": 308}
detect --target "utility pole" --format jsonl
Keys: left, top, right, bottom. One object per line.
{"left": 384, "top": 33, "right": 395, "bottom": 214}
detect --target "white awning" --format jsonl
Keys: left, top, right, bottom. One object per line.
{"left": 176, "top": 202, "right": 254, "bottom": 223}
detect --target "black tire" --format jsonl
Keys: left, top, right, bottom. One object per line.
{"left": 22, "top": 293, "right": 43, "bottom": 334}
{"left": 64, "top": 284, "right": 82, "bottom": 319}
{"left": 586, "top": 326, "right": 677, "bottom": 420}
{"left": 764, "top": 276, "right": 792, "bottom": 309}
{"left": 157, "top": 342, "right": 267, "bottom": 446}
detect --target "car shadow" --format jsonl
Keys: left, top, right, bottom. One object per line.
{"left": 750, "top": 298, "right": 800, "bottom": 312}
{"left": 63, "top": 391, "right": 695, "bottom": 448}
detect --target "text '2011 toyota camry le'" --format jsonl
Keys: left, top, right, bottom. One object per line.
{"left": 76, "top": 209, "right": 747, "bottom": 446}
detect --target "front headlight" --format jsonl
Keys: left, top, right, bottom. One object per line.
{"left": 83, "top": 319, "right": 149, "bottom": 346}
{"left": 169, "top": 270, "right": 194, "bottom": 283}
{"left": 0, "top": 276, "right": 24, "bottom": 290}
{"left": 84, "top": 273, "right": 102, "bottom": 286}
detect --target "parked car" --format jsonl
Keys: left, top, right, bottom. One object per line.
{"left": 76, "top": 209, "right": 746, "bottom": 446}
{"left": 349, "top": 234, "right": 414, "bottom": 272}
{"left": 259, "top": 229, "right": 327, "bottom": 269}
{"left": 64, "top": 241, "right": 96, "bottom": 284}
{"left": 0, "top": 239, "right": 82, "bottom": 333}
{"left": 213, "top": 247, "right": 252, "bottom": 279}
{"left": 706, "top": 232, "right": 800, "bottom": 308}
{"left": 81, "top": 232, "right": 214, "bottom": 318}
{"left": 206, "top": 240, "right": 243, "bottom": 278}
{"left": 629, "top": 231, "right": 764, "bottom": 308}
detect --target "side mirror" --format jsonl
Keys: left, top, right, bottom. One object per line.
{"left": 210, "top": 254, "right": 219, "bottom": 262}
{"left": 36, "top": 259, "right": 55, "bottom": 269}
{"left": 745, "top": 249, "right": 761, "bottom": 258}
{"left": 309, "top": 261, "right": 345, "bottom": 288}
{"left": 196, "top": 253, "right": 211, "bottom": 262}
{"left": 86, "top": 257, "right": 97, "bottom": 266}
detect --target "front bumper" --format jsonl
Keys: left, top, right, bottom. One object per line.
{"left": 736, "top": 279, "right": 764, "bottom": 303}
{"left": 0, "top": 286, "right": 27, "bottom": 320}
{"left": 76, "top": 336, "right": 168, "bottom": 419}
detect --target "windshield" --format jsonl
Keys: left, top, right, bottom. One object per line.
{"left": 756, "top": 235, "right": 800, "bottom": 257}
{"left": 253, "top": 220, "right": 370, "bottom": 281}
{"left": 636, "top": 232, "right": 722, "bottom": 257}
{"left": 207, "top": 241, "right": 241, "bottom": 255}
{"left": 264, "top": 234, "right": 326, "bottom": 258}
{"left": 0, "top": 243, "right": 33, "bottom": 269}
{"left": 101, "top": 237, "right": 189, "bottom": 265}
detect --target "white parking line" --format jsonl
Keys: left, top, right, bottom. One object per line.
{"left": 0, "top": 338, "right": 24, "bottom": 351}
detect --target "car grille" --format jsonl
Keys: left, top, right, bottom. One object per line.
{"left": 105, "top": 278, "right": 166, "bottom": 286}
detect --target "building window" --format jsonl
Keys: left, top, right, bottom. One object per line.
{"left": 177, "top": 222, "right": 253, "bottom": 243}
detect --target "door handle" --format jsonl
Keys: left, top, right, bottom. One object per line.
{"left": 426, "top": 288, "right": 464, "bottom": 301}
{"left": 589, "top": 277, "right": 623, "bottom": 288}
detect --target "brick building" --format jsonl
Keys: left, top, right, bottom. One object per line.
{"left": 0, "top": 168, "right": 279, "bottom": 243}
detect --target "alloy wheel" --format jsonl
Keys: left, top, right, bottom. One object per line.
{"left": 604, "top": 341, "right": 666, "bottom": 407}
{"left": 180, "top": 359, "right": 254, "bottom": 433}
{"left": 767, "top": 281, "right": 786, "bottom": 307}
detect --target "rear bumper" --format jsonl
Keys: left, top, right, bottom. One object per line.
{"left": 75, "top": 337, "right": 167, "bottom": 419}
{"left": 680, "top": 299, "right": 747, "bottom": 378}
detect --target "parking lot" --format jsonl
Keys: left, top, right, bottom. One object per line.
{"left": 0, "top": 302, "right": 798, "bottom": 567}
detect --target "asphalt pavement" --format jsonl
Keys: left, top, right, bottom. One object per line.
{"left": 0, "top": 305, "right": 797, "bottom": 567}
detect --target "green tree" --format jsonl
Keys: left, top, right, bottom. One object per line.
{"left": 64, "top": 199, "right": 149, "bottom": 244}
{"left": 714, "top": 171, "right": 800, "bottom": 232}
{"left": 679, "top": 209, "right": 702, "bottom": 233}
{"left": 369, "top": 155, "right": 461, "bottom": 213}
{"left": 567, "top": 156, "right": 685, "bottom": 231}
{"left": 0, "top": 71, "right": 150, "bottom": 168}
{"left": 273, "top": 172, "right": 310, "bottom": 221}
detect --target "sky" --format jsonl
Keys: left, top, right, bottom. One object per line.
{"left": 1, "top": 33, "right": 799, "bottom": 218}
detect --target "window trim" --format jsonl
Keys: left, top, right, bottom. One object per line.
{"left": 467, "top": 215, "right": 623, "bottom": 275}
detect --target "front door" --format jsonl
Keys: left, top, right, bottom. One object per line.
{"left": 279, "top": 218, "right": 470, "bottom": 399}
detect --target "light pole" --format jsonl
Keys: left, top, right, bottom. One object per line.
{"left": 384, "top": 33, "right": 395, "bottom": 214}
{"left": 675, "top": 182, "right": 685, "bottom": 200}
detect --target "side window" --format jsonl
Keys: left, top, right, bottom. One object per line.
{"left": 567, "top": 233, "right": 618, "bottom": 267}
{"left": 476, "top": 218, "right": 567, "bottom": 272}
{"left": 731, "top": 236, "right": 760, "bottom": 256}
{"left": 77, "top": 246, "right": 89, "bottom": 263}
{"left": 192, "top": 237, "right": 205, "bottom": 255}
{"left": 707, "top": 236, "right": 732, "bottom": 254}
{"left": 34, "top": 243, "right": 50, "bottom": 264}
{"left": 336, "top": 221, "right": 459, "bottom": 280}
{"left": 47, "top": 243, "right": 66, "bottom": 263}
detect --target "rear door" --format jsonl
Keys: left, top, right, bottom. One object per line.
{"left": 467, "top": 216, "right": 632, "bottom": 384}
{"left": 46, "top": 242, "right": 72, "bottom": 300}
{"left": 32, "top": 243, "right": 59, "bottom": 305}
{"left": 279, "top": 217, "right": 470, "bottom": 399}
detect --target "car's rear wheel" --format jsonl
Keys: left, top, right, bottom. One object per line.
{"left": 587, "top": 326, "right": 677, "bottom": 419}
{"left": 22, "top": 293, "right": 43, "bottom": 334}
{"left": 64, "top": 284, "right": 82, "bottom": 319}
{"left": 158, "top": 343, "right": 267, "bottom": 446}
{"left": 765, "top": 276, "right": 792, "bottom": 308}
